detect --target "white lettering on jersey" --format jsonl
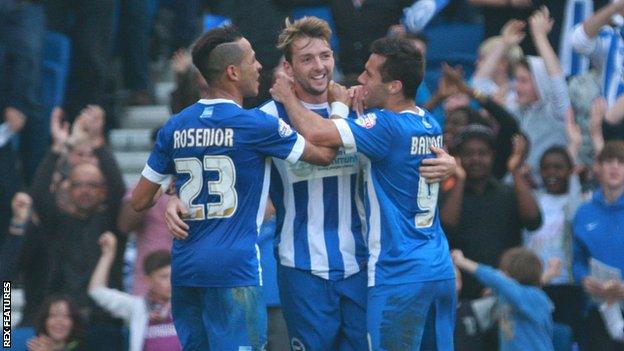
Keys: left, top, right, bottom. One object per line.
{"left": 173, "top": 128, "right": 234, "bottom": 149}
{"left": 410, "top": 135, "right": 442, "bottom": 155}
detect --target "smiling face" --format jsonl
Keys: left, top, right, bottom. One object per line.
{"left": 458, "top": 138, "right": 494, "bottom": 181}
{"left": 540, "top": 151, "right": 572, "bottom": 195}
{"left": 285, "top": 36, "right": 334, "bottom": 98}
{"left": 45, "top": 301, "right": 73, "bottom": 343}
{"left": 514, "top": 64, "right": 538, "bottom": 106}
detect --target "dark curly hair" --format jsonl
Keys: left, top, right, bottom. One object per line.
{"left": 35, "top": 295, "right": 84, "bottom": 344}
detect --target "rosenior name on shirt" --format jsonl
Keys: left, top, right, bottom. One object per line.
{"left": 173, "top": 128, "right": 234, "bottom": 149}
{"left": 411, "top": 135, "right": 443, "bottom": 155}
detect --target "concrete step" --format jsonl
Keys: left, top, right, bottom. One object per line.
{"left": 154, "top": 81, "right": 175, "bottom": 106}
{"left": 109, "top": 128, "right": 153, "bottom": 152}
{"left": 114, "top": 151, "right": 150, "bottom": 174}
{"left": 122, "top": 105, "right": 170, "bottom": 129}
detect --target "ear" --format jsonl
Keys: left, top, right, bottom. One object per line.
{"left": 283, "top": 60, "right": 294, "bottom": 78}
{"left": 387, "top": 80, "right": 403, "bottom": 95}
{"left": 225, "top": 64, "right": 241, "bottom": 82}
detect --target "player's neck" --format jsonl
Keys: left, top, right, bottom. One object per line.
{"left": 294, "top": 84, "right": 327, "bottom": 105}
{"left": 206, "top": 86, "right": 244, "bottom": 106}
{"left": 383, "top": 96, "right": 416, "bottom": 113}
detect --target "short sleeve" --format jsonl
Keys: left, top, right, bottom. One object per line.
{"left": 332, "top": 110, "right": 393, "bottom": 161}
{"left": 142, "top": 125, "right": 174, "bottom": 185}
{"left": 251, "top": 110, "right": 305, "bottom": 164}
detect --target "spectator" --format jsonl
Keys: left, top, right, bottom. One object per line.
{"left": 567, "top": 69, "right": 604, "bottom": 168}
{"left": 29, "top": 106, "right": 126, "bottom": 350}
{"left": 89, "top": 233, "right": 181, "bottom": 351}
{"left": 443, "top": 64, "right": 520, "bottom": 179}
{"left": 453, "top": 265, "right": 498, "bottom": 351}
{"left": 117, "top": 127, "right": 173, "bottom": 296}
{"left": 169, "top": 49, "right": 208, "bottom": 114}
{"left": 571, "top": 0, "right": 624, "bottom": 107}
{"left": 440, "top": 125, "right": 542, "bottom": 299}
{"left": 0, "top": 0, "right": 45, "bottom": 185}
{"left": 523, "top": 146, "right": 587, "bottom": 341}
{"left": 573, "top": 140, "right": 624, "bottom": 350}
{"left": 452, "top": 248, "right": 555, "bottom": 351}
{"left": 511, "top": 7, "right": 570, "bottom": 185}
{"left": 27, "top": 295, "right": 84, "bottom": 351}
{"left": 0, "top": 109, "right": 26, "bottom": 245}
{"left": 471, "top": 19, "right": 524, "bottom": 109}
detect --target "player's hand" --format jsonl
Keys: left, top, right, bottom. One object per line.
{"left": 327, "top": 80, "right": 350, "bottom": 106}
{"left": 269, "top": 72, "right": 296, "bottom": 103}
{"left": 348, "top": 85, "right": 367, "bottom": 116}
{"left": 11, "top": 192, "right": 33, "bottom": 224}
{"left": 98, "top": 231, "right": 117, "bottom": 257}
{"left": 419, "top": 146, "right": 456, "bottom": 183}
{"left": 501, "top": 20, "right": 526, "bottom": 47}
{"left": 4, "top": 107, "right": 26, "bottom": 133}
{"left": 529, "top": 6, "right": 553, "bottom": 37}
{"left": 166, "top": 196, "right": 190, "bottom": 240}
{"left": 507, "top": 134, "right": 528, "bottom": 173}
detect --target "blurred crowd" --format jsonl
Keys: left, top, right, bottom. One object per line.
{"left": 0, "top": 0, "right": 623, "bottom": 350}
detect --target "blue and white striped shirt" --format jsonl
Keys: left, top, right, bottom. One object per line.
{"left": 260, "top": 100, "right": 368, "bottom": 281}
{"left": 572, "top": 23, "right": 624, "bottom": 106}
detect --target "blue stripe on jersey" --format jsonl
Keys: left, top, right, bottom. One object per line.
{"left": 293, "top": 181, "right": 311, "bottom": 270}
{"left": 323, "top": 176, "right": 345, "bottom": 281}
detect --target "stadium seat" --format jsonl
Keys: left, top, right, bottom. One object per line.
{"left": 7, "top": 327, "right": 35, "bottom": 351}
{"left": 41, "top": 31, "right": 71, "bottom": 116}
{"left": 203, "top": 14, "right": 231, "bottom": 33}
{"left": 553, "top": 322, "right": 574, "bottom": 351}
{"left": 422, "top": 23, "right": 484, "bottom": 92}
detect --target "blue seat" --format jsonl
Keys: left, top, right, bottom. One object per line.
{"left": 553, "top": 322, "right": 573, "bottom": 351}
{"left": 41, "top": 31, "right": 71, "bottom": 117}
{"left": 422, "top": 23, "right": 483, "bottom": 92}
{"left": 7, "top": 327, "right": 35, "bottom": 351}
{"left": 203, "top": 14, "right": 231, "bottom": 33}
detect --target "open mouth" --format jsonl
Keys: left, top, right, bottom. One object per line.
{"left": 311, "top": 73, "right": 327, "bottom": 82}
{"left": 544, "top": 177, "right": 560, "bottom": 186}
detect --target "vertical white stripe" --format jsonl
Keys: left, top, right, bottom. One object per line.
{"left": 255, "top": 159, "right": 272, "bottom": 287}
{"left": 255, "top": 158, "right": 272, "bottom": 232}
{"left": 307, "top": 178, "right": 329, "bottom": 279}
{"left": 365, "top": 161, "right": 382, "bottom": 287}
{"left": 275, "top": 159, "right": 296, "bottom": 267}
{"left": 338, "top": 175, "right": 359, "bottom": 278}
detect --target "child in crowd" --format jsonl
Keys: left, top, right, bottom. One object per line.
{"left": 88, "top": 232, "right": 181, "bottom": 351}
{"left": 27, "top": 295, "right": 84, "bottom": 351}
{"left": 452, "top": 248, "right": 554, "bottom": 351}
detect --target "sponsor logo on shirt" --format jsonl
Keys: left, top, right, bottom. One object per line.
{"left": 278, "top": 118, "right": 294, "bottom": 137}
{"left": 291, "top": 338, "right": 306, "bottom": 351}
{"left": 200, "top": 106, "right": 214, "bottom": 118}
{"left": 355, "top": 113, "right": 377, "bottom": 129}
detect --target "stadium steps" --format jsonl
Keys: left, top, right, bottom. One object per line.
{"left": 111, "top": 82, "right": 173, "bottom": 186}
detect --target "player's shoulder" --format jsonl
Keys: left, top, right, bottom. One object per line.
{"left": 258, "top": 99, "right": 280, "bottom": 117}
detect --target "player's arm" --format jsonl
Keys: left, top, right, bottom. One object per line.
{"left": 300, "top": 142, "right": 337, "bottom": 166}
{"left": 130, "top": 177, "right": 163, "bottom": 212}
{"left": 131, "top": 126, "right": 173, "bottom": 211}
{"left": 270, "top": 72, "right": 344, "bottom": 148}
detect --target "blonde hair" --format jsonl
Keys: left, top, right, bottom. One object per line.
{"left": 277, "top": 16, "right": 332, "bottom": 63}
{"left": 478, "top": 36, "right": 523, "bottom": 66}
